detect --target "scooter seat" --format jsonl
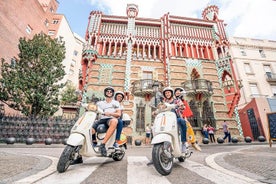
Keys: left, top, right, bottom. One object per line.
{"left": 97, "top": 124, "right": 108, "bottom": 133}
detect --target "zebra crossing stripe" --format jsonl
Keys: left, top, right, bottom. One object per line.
{"left": 127, "top": 156, "right": 171, "bottom": 184}
{"left": 32, "top": 157, "right": 108, "bottom": 184}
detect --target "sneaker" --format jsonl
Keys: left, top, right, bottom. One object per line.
{"left": 185, "top": 142, "right": 189, "bottom": 148}
{"left": 192, "top": 143, "right": 202, "bottom": 152}
{"left": 99, "top": 144, "right": 107, "bottom": 156}
{"left": 181, "top": 143, "right": 187, "bottom": 153}
{"left": 113, "top": 142, "right": 119, "bottom": 148}
{"left": 92, "top": 142, "right": 97, "bottom": 147}
{"left": 70, "top": 156, "right": 83, "bottom": 165}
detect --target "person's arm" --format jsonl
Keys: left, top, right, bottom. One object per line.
{"left": 104, "top": 109, "right": 121, "bottom": 118}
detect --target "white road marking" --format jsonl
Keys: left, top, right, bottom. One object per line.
{"left": 178, "top": 159, "right": 264, "bottom": 184}
{"left": 205, "top": 152, "right": 264, "bottom": 184}
{"left": 127, "top": 156, "right": 171, "bottom": 184}
{"left": 14, "top": 154, "right": 58, "bottom": 184}
{"left": 32, "top": 157, "right": 108, "bottom": 184}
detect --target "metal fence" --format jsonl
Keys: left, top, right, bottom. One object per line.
{"left": 0, "top": 115, "right": 76, "bottom": 144}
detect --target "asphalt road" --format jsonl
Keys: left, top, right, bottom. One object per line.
{"left": 0, "top": 143, "right": 275, "bottom": 184}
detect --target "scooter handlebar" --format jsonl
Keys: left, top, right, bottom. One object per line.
{"left": 155, "top": 102, "right": 177, "bottom": 113}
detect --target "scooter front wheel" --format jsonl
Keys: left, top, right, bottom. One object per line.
{"left": 57, "top": 145, "right": 77, "bottom": 173}
{"left": 152, "top": 142, "right": 173, "bottom": 176}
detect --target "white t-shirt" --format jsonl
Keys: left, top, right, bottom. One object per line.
{"left": 97, "top": 100, "right": 120, "bottom": 119}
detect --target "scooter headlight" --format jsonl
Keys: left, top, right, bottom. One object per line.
{"left": 87, "top": 103, "right": 97, "bottom": 111}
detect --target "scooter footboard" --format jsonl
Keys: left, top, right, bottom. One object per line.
{"left": 151, "top": 134, "right": 172, "bottom": 145}
{"left": 66, "top": 133, "right": 85, "bottom": 146}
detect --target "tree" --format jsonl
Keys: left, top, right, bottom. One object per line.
{"left": 0, "top": 33, "right": 66, "bottom": 117}
{"left": 60, "top": 83, "right": 78, "bottom": 105}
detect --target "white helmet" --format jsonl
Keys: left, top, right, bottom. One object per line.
{"left": 174, "top": 87, "right": 186, "bottom": 97}
{"left": 162, "top": 87, "right": 174, "bottom": 99}
{"left": 114, "top": 91, "right": 125, "bottom": 101}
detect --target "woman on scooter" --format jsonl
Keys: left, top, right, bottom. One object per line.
{"left": 156, "top": 87, "right": 188, "bottom": 153}
{"left": 174, "top": 87, "right": 201, "bottom": 152}
{"left": 91, "top": 86, "right": 122, "bottom": 156}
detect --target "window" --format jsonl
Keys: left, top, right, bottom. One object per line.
{"left": 249, "top": 83, "right": 259, "bottom": 97}
{"left": 259, "top": 49, "right": 266, "bottom": 58}
{"left": 73, "top": 50, "right": 78, "bottom": 56}
{"left": 48, "top": 30, "right": 55, "bottom": 36}
{"left": 271, "top": 85, "right": 276, "bottom": 96}
{"left": 69, "top": 69, "right": 74, "bottom": 75}
{"left": 26, "top": 25, "right": 32, "bottom": 34}
{"left": 50, "top": 7, "right": 54, "bottom": 13}
{"left": 264, "top": 65, "right": 272, "bottom": 79}
{"left": 71, "top": 59, "right": 76, "bottom": 67}
{"left": 142, "top": 71, "right": 153, "bottom": 89}
{"left": 53, "top": 19, "right": 59, "bottom": 24}
{"left": 240, "top": 48, "right": 247, "bottom": 56}
{"left": 44, "top": 19, "right": 49, "bottom": 27}
{"left": 244, "top": 63, "right": 252, "bottom": 74}
{"left": 143, "top": 71, "right": 153, "bottom": 80}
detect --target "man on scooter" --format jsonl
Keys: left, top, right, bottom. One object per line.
{"left": 154, "top": 87, "right": 188, "bottom": 153}
{"left": 91, "top": 86, "right": 122, "bottom": 156}
{"left": 174, "top": 87, "right": 201, "bottom": 152}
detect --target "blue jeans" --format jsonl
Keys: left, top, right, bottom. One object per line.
{"left": 177, "top": 118, "right": 187, "bottom": 142}
{"left": 203, "top": 131, "right": 208, "bottom": 139}
{"left": 115, "top": 119, "right": 123, "bottom": 141}
{"left": 223, "top": 131, "right": 231, "bottom": 142}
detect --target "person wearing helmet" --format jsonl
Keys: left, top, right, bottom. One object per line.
{"left": 158, "top": 87, "right": 188, "bottom": 153}
{"left": 174, "top": 87, "right": 201, "bottom": 152}
{"left": 91, "top": 86, "right": 121, "bottom": 156}
{"left": 113, "top": 91, "right": 125, "bottom": 148}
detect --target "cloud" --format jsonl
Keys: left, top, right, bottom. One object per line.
{"left": 87, "top": 0, "right": 276, "bottom": 40}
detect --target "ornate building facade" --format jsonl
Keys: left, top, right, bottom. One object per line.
{"left": 79, "top": 4, "right": 243, "bottom": 141}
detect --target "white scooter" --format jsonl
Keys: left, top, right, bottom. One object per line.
{"left": 151, "top": 102, "right": 192, "bottom": 176}
{"left": 57, "top": 102, "right": 130, "bottom": 173}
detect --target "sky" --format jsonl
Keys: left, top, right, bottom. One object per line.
{"left": 57, "top": 0, "right": 276, "bottom": 41}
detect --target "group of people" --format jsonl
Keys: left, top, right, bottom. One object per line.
{"left": 152, "top": 87, "right": 201, "bottom": 153}
{"left": 74, "top": 85, "right": 233, "bottom": 164}
{"left": 202, "top": 124, "right": 216, "bottom": 143}
{"left": 202, "top": 120, "right": 231, "bottom": 143}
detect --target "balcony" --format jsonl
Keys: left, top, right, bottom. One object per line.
{"left": 265, "top": 72, "right": 276, "bottom": 82}
{"left": 181, "top": 79, "right": 213, "bottom": 97}
{"left": 222, "top": 79, "right": 243, "bottom": 90}
{"left": 131, "top": 80, "right": 164, "bottom": 97}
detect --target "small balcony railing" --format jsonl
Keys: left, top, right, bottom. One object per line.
{"left": 181, "top": 79, "right": 213, "bottom": 97}
{"left": 131, "top": 80, "right": 163, "bottom": 97}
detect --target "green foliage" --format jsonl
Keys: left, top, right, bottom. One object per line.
{"left": 0, "top": 33, "right": 66, "bottom": 117}
{"left": 60, "top": 84, "right": 78, "bottom": 105}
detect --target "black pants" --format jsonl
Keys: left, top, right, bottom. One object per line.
{"left": 209, "top": 133, "right": 215, "bottom": 143}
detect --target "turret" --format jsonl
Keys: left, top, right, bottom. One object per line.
{"left": 202, "top": 5, "right": 219, "bottom": 21}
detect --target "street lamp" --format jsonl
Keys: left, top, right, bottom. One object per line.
{"left": 152, "top": 80, "right": 160, "bottom": 107}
